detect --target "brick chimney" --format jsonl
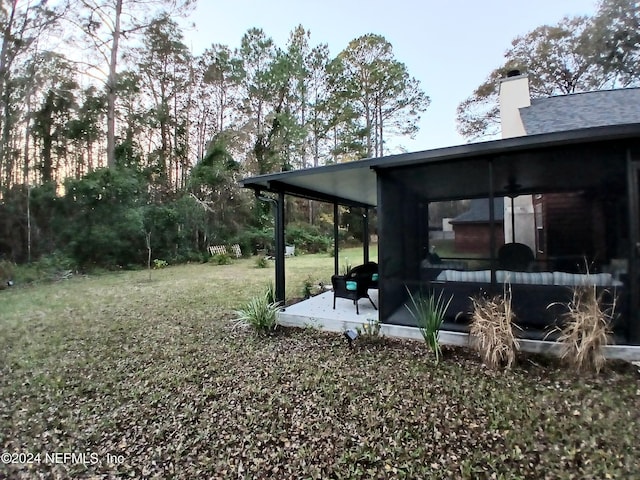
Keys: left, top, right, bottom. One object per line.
{"left": 499, "top": 70, "right": 531, "bottom": 138}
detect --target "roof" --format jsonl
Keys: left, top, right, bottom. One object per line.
{"left": 240, "top": 123, "right": 640, "bottom": 207}
{"left": 450, "top": 198, "right": 504, "bottom": 224}
{"left": 520, "top": 88, "right": 640, "bottom": 135}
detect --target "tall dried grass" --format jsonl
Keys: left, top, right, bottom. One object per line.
{"left": 555, "top": 285, "right": 613, "bottom": 374}
{"left": 470, "top": 285, "right": 520, "bottom": 369}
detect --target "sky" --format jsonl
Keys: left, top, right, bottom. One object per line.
{"left": 182, "top": 0, "right": 598, "bottom": 153}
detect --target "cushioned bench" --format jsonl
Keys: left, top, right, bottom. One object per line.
{"left": 434, "top": 269, "right": 624, "bottom": 287}
{"left": 426, "top": 269, "right": 624, "bottom": 330}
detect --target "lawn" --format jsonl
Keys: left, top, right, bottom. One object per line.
{"left": 0, "top": 250, "right": 638, "bottom": 479}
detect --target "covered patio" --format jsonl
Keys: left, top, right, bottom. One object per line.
{"left": 241, "top": 123, "right": 640, "bottom": 356}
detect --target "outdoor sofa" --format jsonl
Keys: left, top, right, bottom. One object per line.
{"left": 423, "top": 267, "right": 624, "bottom": 331}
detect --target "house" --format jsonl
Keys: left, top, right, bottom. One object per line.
{"left": 240, "top": 78, "right": 640, "bottom": 352}
{"left": 499, "top": 72, "right": 640, "bottom": 265}
{"left": 449, "top": 198, "right": 504, "bottom": 254}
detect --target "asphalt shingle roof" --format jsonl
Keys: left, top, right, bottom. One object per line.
{"left": 449, "top": 198, "right": 504, "bottom": 224}
{"left": 519, "top": 88, "right": 640, "bottom": 135}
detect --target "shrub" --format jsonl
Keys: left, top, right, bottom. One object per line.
{"left": 10, "top": 253, "right": 77, "bottom": 284}
{"left": 0, "top": 260, "right": 15, "bottom": 288}
{"left": 255, "top": 256, "right": 268, "bottom": 268}
{"left": 340, "top": 258, "right": 353, "bottom": 276}
{"left": 234, "top": 288, "right": 281, "bottom": 334}
{"left": 210, "top": 253, "right": 232, "bottom": 265}
{"left": 302, "top": 276, "right": 314, "bottom": 299}
{"left": 406, "top": 289, "right": 452, "bottom": 364}
{"left": 234, "top": 228, "right": 274, "bottom": 255}
{"left": 555, "top": 284, "right": 614, "bottom": 374}
{"left": 470, "top": 285, "right": 520, "bottom": 370}
{"left": 265, "top": 281, "right": 276, "bottom": 304}
{"left": 356, "top": 317, "right": 383, "bottom": 344}
{"left": 153, "top": 259, "right": 168, "bottom": 269}
{"left": 285, "top": 223, "right": 332, "bottom": 254}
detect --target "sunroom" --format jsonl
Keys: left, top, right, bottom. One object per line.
{"left": 241, "top": 123, "right": 640, "bottom": 348}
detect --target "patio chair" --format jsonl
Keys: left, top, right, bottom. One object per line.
{"left": 349, "top": 261, "right": 379, "bottom": 289}
{"left": 498, "top": 242, "right": 534, "bottom": 271}
{"left": 331, "top": 272, "right": 378, "bottom": 315}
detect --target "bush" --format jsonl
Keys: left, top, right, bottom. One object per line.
{"left": 285, "top": 223, "right": 332, "bottom": 254}
{"left": 470, "top": 285, "right": 520, "bottom": 370}
{"left": 210, "top": 252, "right": 232, "bottom": 265}
{"left": 234, "top": 288, "right": 281, "bottom": 334}
{"left": 153, "top": 259, "right": 168, "bottom": 269}
{"left": 356, "top": 317, "right": 383, "bottom": 344}
{"left": 233, "top": 228, "right": 274, "bottom": 256}
{"left": 11, "top": 252, "right": 76, "bottom": 284}
{"left": 405, "top": 289, "right": 452, "bottom": 364}
{"left": 0, "top": 260, "right": 15, "bottom": 288}
{"left": 555, "top": 284, "right": 613, "bottom": 374}
{"left": 301, "top": 276, "right": 314, "bottom": 299}
{"left": 255, "top": 256, "right": 268, "bottom": 268}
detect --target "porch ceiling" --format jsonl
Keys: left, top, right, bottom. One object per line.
{"left": 240, "top": 123, "right": 640, "bottom": 205}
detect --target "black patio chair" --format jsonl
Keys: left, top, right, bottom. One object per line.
{"left": 498, "top": 242, "right": 534, "bottom": 271}
{"left": 331, "top": 271, "right": 377, "bottom": 314}
{"left": 350, "top": 261, "right": 379, "bottom": 289}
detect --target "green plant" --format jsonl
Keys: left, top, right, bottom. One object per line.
{"left": 285, "top": 223, "right": 332, "bottom": 254}
{"left": 265, "top": 281, "right": 276, "bottom": 305}
{"left": 210, "top": 252, "right": 232, "bottom": 265}
{"left": 301, "top": 276, "right": 314, "bottom": 299}
{"left": 255, "top": 255, "right": 268, "bottom": 269}
{"left": 234, "top": 288, "right": 281, "bottom": 334}
{"left": 555, "top": 284, "right": 614, "bottom": 374}
{"left": 356, "top": 317, "right": 383, "bottom": 343}
{"left": 340, "top": 258, "right": 352, "bottom": 276}
{"left": 0, "top": 260, "right": 15, "bottom": 287}
{"left": 405, "top": 289, "right": 452, "bottom": 363}
{"left": 153, "top": 259, "right": 168, "bottom": 269}
{"left": 470, "top": 284, "right": 520, "bottom": 370}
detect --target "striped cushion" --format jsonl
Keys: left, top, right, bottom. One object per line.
{"left": 553, "top": 272, "right": 614, "bottom": 287}
{"left": 497, "top": 271, "right": 554, "bottom": 285}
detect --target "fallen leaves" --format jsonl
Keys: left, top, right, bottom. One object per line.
{"left": 1, "top": 266, "right": 639, "bottom": 479}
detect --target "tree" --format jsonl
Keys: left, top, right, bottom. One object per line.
{"left": 188, "top": 138, "right": 250, "bottom": 245}
{"left": 0, "top": 0, "right": 68, "bottom": 193}
{"left": 74, "top": 0, "right": 196, "bottom": 169}
{"left": 456, "top": 5, "right": 640, "bottom": 141}
{"left": 236, "top": 28, "right": 285, "bottom": 175}
{"left": 136, "top": 14, "right": 191, "bottom": 191}
{"left": 334, "top": 34, "right": 429, "bottom": 158}
{"left": 590, "top": 0, "right": 640, "bottom": 86}
{"left": 66, "top": 85, "right": 106, "bottom": 177}
{"left": 27, "top": 53, "right": 79, "bottom": 183}
{"left": 193, "top": 44, "right": 244, "bottom": 160}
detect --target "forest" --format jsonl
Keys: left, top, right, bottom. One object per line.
{"left": 0, "top": 0, "right": 638, "bottom": 271}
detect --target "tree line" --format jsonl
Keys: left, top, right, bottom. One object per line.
{"left": 0, "top": 0, "right": 429, "bottom": 267}
{"left": 0, "top": 0, "right": 637, "bottom": 270}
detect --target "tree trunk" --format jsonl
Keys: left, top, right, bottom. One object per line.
{"left": 106, "top": 0, "right": 123, "bottom": 169}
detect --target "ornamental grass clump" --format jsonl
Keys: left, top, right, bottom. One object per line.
{"left": 470, "top": 284, "right": 520, "bottom": 370}
{"left": 555, "top": 284, "right": 614, "bottom": 374}
{"left": 405, "top": 289, "right": 452, "bottom": 364}
{"left": 234, "top": 287, "right": 281, "bottom": 334}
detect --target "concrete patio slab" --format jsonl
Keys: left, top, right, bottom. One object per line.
{"left": 278, "top": 291, "right": 640, "bottom": 361}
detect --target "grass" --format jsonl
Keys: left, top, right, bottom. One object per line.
{"left": 470, "top": 285, "right": 520, "bottom": 370}
{"left": 556, "top": 284, "right": 614, "bottom": 374}
{"left": 1, "top": 249, "right": 639, "bottom": 479}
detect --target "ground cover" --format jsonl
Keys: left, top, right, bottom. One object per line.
{"left": 0, "top": 250, "right": 638, "bottom": 479}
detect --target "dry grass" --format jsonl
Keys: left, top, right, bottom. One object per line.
{"left": 556, "top": 285, "right": 614, "bottom": 374}
{"left": 469, "top": 285, "right": 520, "bottom": 370}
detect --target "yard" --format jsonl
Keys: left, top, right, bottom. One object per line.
{"left": 1, "top": 250, "right": 639, "bottom": 479}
